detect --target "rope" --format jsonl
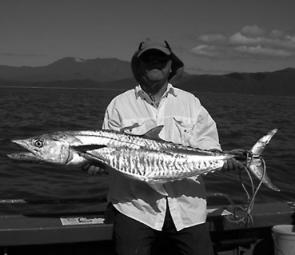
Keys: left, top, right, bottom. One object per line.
{"left": 225, "top": 153, "right": 266, "bottom": 226}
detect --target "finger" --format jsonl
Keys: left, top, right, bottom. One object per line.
{"left": 223, "top": 161, "right": 231, "bottom": 171}
{"left": 88, "top": 166, "right": 100, "bottom": 175}
{"left": 81, "top": 163, "right": 91, "bottom": 172}
{"left": 88, "top": 165, "right": 107, "bottom": 175}
{"left": 222, "top": 161, "right": 228, "bottom": 171}
{"left": 230, "top": 160, "right": 237, "bottom": 170}
{"left": 226, "top": 149, "right": 245, "bottom": 159}
{"left": 231, "top": 159, "right": 245, "bottom": 170}
{"left": 236, "top": 160, "right": 245, "bottom": 169}
{"left": 224, "top": 159, "right": 243, "bottom": 171}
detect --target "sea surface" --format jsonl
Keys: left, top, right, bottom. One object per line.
{"left": 0, "top": 87, "right": 294, "bottom": 215}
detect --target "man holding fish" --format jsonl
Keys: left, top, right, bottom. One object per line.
{"left": 97, "top": 39, "right": 243, "bottom": 255}
{"left": 8, "top": 39, "right": 278, "bottom": 254}
{"left": 7, "top": 33, "right": 280, "bottom": 254}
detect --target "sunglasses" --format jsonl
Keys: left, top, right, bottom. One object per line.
{"left": 139, "top": 51, "right": 171, "bottom": 64}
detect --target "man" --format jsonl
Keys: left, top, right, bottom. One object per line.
{"left": 91, "top": 39, "right": 241, "bottom": 255}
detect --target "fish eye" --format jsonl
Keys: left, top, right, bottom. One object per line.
{"left": 33, "top": 139, "right": 44, "bottom": 148}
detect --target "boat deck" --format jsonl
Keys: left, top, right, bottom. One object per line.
{"left": 0, "top": 201, "right": 294, "bottom": 254}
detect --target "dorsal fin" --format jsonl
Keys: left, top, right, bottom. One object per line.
{"left": 121, "top": 124, "right": 164, "bottom": 140}
{"left": 143, "top": 125, "right": 164, "bottom": 140}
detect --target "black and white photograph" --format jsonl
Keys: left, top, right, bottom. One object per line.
{"left": 0, "top": 1, "right": 294, "bottom": 254}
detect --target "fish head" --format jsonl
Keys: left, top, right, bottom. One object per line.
{"left": 12, "top": 133, "right": 73, "bottom": 165}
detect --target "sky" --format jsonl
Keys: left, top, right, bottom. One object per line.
{"left": 1, "top": 0, "right": 295, "bottom": 74}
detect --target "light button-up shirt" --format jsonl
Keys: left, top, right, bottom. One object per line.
{"left": 102, "top": 83, "right": 221, "bottom": 231}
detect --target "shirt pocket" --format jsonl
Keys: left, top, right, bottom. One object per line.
{"left": 172, "top": 116, "right": 197, "bottom": 146}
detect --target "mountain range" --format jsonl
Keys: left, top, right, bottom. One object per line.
{"left": 0, "top": 57, "right": 294, "bottom": 96}
{"left": 0, "top": 57, "right": 132, "bottom": 82}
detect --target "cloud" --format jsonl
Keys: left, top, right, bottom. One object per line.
{"left": 199, "top": 34, "right": 226, "bottom": 43}
{"left": 286, "top": 35, "right": 295, "bottom": 43}
{"left": 270, "top": 29, "right": 285, "bottom": 39}
{"left": 235, "top": 45, "right": 292, "bottom": 57}
{"left": 191, "top": 25, "right": 295, "bottom": 59}
{"left": 191, "top": 45, "right": 221, "bottom": 57}
{"left": 241, "top": 25, "right": 265, "bottom": 37}
{"left": 229, "top": 32, "right": 262, "bottom": 45}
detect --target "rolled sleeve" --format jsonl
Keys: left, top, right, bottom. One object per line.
{"left": 190, "top": 106, "right": 221, "bottom": 151}
{"left": 102, "top": 99, "right": 122, "bottom": 131}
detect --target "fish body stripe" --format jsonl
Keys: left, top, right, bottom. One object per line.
{"left": 71, "top": 130, "right": 213, "bottom": 154}
{"left": 94, "top": 147, "right": 227, "bottom": 182}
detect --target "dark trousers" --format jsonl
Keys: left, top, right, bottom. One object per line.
{"left": 113, "top": 206, "right": 214, "bottom": 255}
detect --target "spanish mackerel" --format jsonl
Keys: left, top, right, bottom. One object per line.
{"left": 7, "top": 126, "right": 279, "bottom": 192}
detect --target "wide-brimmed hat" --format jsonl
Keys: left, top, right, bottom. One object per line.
{"left": 137, "top": 39, "right": 171, "bottom": 57}
{"left": 131, "top": 39, "right": 184, "bottom": 82}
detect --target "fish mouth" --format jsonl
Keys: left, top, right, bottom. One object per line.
{"left": 12, "top": 139, "right": 35, "bottom": 153}
{"left": 12, "top": 139, "right": 29, "bottom": 148}
{"left": 9, "top": 139, "right": 41, "bottom": 161}
{"left": 7, "top": 152, "right": 42, "bottom": 162}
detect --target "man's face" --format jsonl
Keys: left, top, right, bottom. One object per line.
{"left": 139, "top": 50, "right": 171, "bottom": 80}
{"left": 138, "top": 50, "right": 172, "bottom": 94}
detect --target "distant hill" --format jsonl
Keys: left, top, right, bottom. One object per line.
{"left": 0, "top": 57, "right": 132, "bottom": 82}
{"left": 177, "top": 68, "right": 295, "bottom": 96}
{"left": 0, "top": 57, "right": 294, "bottom": 96}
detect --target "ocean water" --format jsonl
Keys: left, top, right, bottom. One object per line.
{"left": 0, "top": 87, "right": 294, "bottom": 215}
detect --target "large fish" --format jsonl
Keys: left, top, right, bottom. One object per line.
{"left": 7, "top": 127, "right": 280, "bottom": 192}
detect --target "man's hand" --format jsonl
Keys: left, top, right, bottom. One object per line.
{"left": 81, "top": 163, "right": 107, "bottom": 176}
{"left": 222, "top": 149, "right": 247, "bottom": 171}
{"left": 222, "top": 158, "right": 245, "bottom": 172}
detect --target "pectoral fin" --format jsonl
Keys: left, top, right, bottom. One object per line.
{"left": 148, "top": 183, "right": 168, "bottom": 196}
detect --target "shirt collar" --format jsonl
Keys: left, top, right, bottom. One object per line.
{"left": 135, "top": 83, "right": 177, "bottom": 100}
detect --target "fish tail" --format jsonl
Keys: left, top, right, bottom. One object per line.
{"left": 247, "top": 129, "right": 280, "bottom": 191}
